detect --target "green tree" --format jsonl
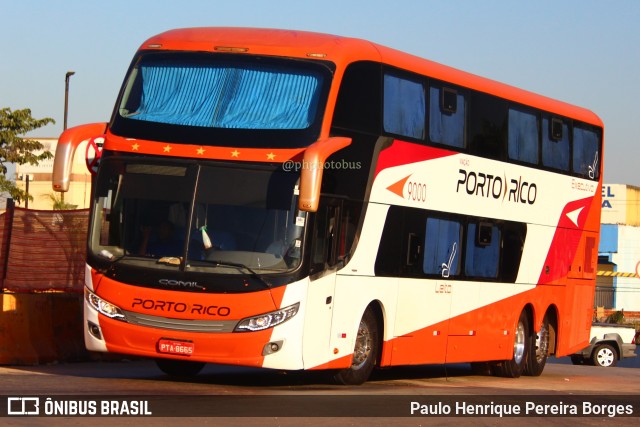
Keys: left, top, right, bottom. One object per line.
{"left": 42, "top": 192, "right": 77, "bottom": 210}
{"left": 0, "top": 107, "right": 55, "bottom": 203}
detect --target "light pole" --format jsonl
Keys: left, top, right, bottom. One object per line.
{"left": 64, "top": 71, "right": 75, "bottom": 130}
{"left": 62, "top": 71, "right": 75, "bottom": 204}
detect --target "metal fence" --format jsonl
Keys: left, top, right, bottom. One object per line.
{"left": 594, "top": 286, "right": 614, "bottom": 309}
{"left": 0, "top": 199, "right": 89, "bottom": 292}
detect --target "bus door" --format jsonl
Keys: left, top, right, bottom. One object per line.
{"left": 388, "top": 209, "right": 452, "bottom": 365}
{"left": 303, "top": 197, "right": 344, "bottom": 368}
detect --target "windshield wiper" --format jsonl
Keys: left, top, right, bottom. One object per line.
{"left": 202, "top": 259, "right": 272, "bottom": 289}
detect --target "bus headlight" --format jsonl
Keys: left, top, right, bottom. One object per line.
{"left": 86, "top": 288, "right": 126, "bottom": 321}
{"left": 234, "top": 303, "right": 299, "bottom": 332}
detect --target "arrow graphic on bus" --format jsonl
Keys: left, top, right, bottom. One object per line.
{"left": 566, "top": 207, "right": 584, "bottom": 227}
{"left": 386, "top": 175, "right": 411, "bottom": 199}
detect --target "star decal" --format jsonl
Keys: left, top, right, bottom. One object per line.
{"left": 163, "top": 145, "right": 172, "bottom": 153}
{"left": 266, "top": 152, "right": 276, "bottom": 160}
{"left": 196, "top": 147, "right": 206, "bottom": 155}
{"left": 231, "top": 150, "right": 240, "bottom": 158}
{"left": 131, "top": 143, "right": 139, "bottom": 151}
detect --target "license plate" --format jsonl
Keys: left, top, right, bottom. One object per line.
{"left": 157, "top": 339, "right": 194, "bottom": 356}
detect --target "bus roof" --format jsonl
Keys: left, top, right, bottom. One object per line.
{"left": 140, "top": 27, "right": 603, "bottom": 128}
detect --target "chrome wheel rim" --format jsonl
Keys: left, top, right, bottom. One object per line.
{"left": 352, "top": 320, "right": 372, "bottom": 369}
{"left": 535, "top": 324, "right": 549, "bottom": 363}
{"left": 514, "top": 320, "right": 526, "bottom": 364}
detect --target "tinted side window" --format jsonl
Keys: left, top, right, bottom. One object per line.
{"left": 429, "top": 86, "right": 466, "bottom": 148}
{"left": 465, "top": 223, "right": 500, "bottom": 278}
{"left": 374, "top": 206, "right": 425, "bottom": 277}
{"left": 542, "top": 116, "right": 570, "bottom": 171}
{"left": 383, "top": 73, "right": 425, "bottom": 140}
{"left": 423, "top": 218, "right": 462, "bottom": 278}
{"left": 332, "top": 61, "right": 382, "bottom": 134}
{"left": 468, "top": 93, "right": 508, "bottom": 159}
{"left": 573, "top": 125, "right": 601, "bottom": 180}
{"left": 508, "top": 106, "right": 539, "bottom": 164}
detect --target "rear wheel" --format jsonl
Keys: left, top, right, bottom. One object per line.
{"left": 591, "top": 344, "right": 617, "bottom": 367}
{"left": 155, "top": 359, "right": 206, "bottom": 377}
{"left": 491, "top": 310, "right": 529, "bottom": 378}
{"left": 524, "top": 314, "right": 549, "bottom": 376}
{"left": 333, "top": 308, "right": 379, "bottom": 385}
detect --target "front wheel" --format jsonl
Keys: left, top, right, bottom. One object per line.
{"left": 333, "top": 308, "right": 379, "bottom": 385}
{"left": 491, "top": 310, "right": 529, "bottom": 378}
{"left": 592, "top": 344, "right": 618, "bottom": 367}
{"left": 155, "top": 358, "right": 206, "bottom": 377}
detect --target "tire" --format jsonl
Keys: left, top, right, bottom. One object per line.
{"left": 470, "top": 362, "right": 492, "bottom": 376}
{"left": 591, "top": 344, "right": 618, "bottom": 367}
{"left": 155, "top": 358, "right": 206, "bottom": 377}
{"left": 333, "top": 308, "right": 379, "bottom": 385}
{"left": 524, "top": 314, "right": 549, "bottom": 376}
{"left": 570, "top": 355, "right": 586, "bottom": 365}
{"left": 491, "top": 311, "right": 529, "bottom": 378}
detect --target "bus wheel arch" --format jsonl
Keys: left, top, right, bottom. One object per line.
{"left": 545, "top": 306, "right": 558, "bottom": 356}
{"left": 332, "top": 302, "right": 383, "bottom": 385}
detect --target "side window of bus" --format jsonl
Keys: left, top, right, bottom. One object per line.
{"left": 310, "top": 202, "right": 339, "bottom": 274}
{"left": 310, "top": 199, "right": 359, "bottom": 275}
{"left": 542, "top": 116, "right": 570, "bottom": 171}
{"left": 374, "top": 206, "right": 424, "bottom": 277}
{"left": 423, "top": 217, "right": 462, "bottom": 278}
{"left": 429, "top": 85, "right": 466, "bottom": 148}
{"left": 375, "top": 206, "right": 404, "bottom": 276}
{"left": 468, "top": 93, "right": 508, "bottom": 159}
{"left": 572, "top": 125, "right": 601, "bottom": 180}
{"left": 508, "top": 106, "right": 539, "bottom": 164}
{"left": 383, "top": 73, "right": 426, "bottom": 140}
{"left": 337, "top": 201, "right": 360, "bottom": 264}
{"left": 332, "top": 61, "right": 382, "bottom": 134}
{"left": 465, "top": 222, "right": 500, "bottom": 279}
{"left": 500, "top": 223, "right": 527, "bottom": 283}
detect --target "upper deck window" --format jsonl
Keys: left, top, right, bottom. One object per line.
{"left": 120, "top": 54, "right": 324, "bottom": 130}
{"left": 429, "top": 85, "right": 465, "bottom": 148}
{"left": 112, "top": 52, "right": 332, "bottom": 147}
{"left": 383, "top": 73, "right": 425, "bottom": 140}
{"left": 508, "top": 106, "right": 539, "bottom": 164}
{"left": 572, "top": 125, "right": 601, "bottom": 180}
{"left": 542, "top": 116, "right": 570, "bottom": 171}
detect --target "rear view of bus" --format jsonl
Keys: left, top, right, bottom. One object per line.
{"left": 53, "top": 28, "right": 603, "bottom": 384}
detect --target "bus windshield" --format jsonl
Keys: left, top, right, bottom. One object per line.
{"left": 111, "top": 52, "right": 331, "bottom": 147}
{"left": 90, "top": 158, "right": 305, "bottom": 274}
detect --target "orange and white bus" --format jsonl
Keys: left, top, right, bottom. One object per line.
{"left": 53, "top": 28, "right": 603, "bottom": 384}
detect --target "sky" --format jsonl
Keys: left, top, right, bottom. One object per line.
{"left": 1, "top": 0, "right": 639, "bottom": 186}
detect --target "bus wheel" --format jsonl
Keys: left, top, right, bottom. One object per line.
{"left": 155, "top": 359, "right": 206, "bottom": 377}
{"left": 333, "top": 308, "right": 379, "bottom": 385}
{"left": 524, "top": 314, "right": 549, "bottom": 376}
{"left": 491, "top": 311, "right": 529, "bottom": 378}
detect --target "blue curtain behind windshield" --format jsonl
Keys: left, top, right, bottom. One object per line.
{"left": 129, "top": 64, "right": 322, "bottom": 129}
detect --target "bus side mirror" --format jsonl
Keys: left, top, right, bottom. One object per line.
{"left": 298, "top": 137, "right": 351, "bottom": 212}
{"left": 52, "top": 122, "right": 107, "bottom": 192}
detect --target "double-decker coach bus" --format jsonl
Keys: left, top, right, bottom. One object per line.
{"left": 53, "top": 28, "right": 603, "bottom": 384}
